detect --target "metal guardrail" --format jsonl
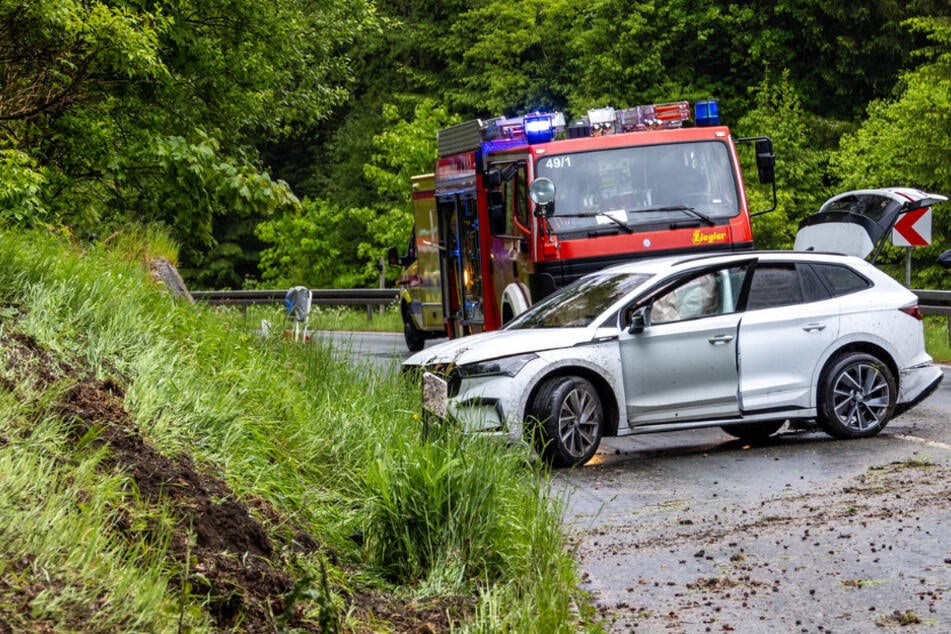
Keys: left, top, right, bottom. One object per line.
{"left": 191, "top": 288, "right": 399, "bottom": 307}
{"left": 913, "top": 290, "right": 951, "bottom": 316}
{"left": 191, "top": 288, "right": 399, "bottom": 321}
{"left": 913, "top": 290, "right": 951, "bottom": 346}
{"left": 192, "top": 287, "right": 951, "bottom": 330}
{"left": 194, "top": 287, "right": 948, "bottom": 310}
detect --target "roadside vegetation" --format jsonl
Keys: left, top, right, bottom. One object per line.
{"left": 0, "top": 228, "right": 597, "bottom": 632}
{"left": 923, "top": 316, "right": 951, "bottom": 363}
{"left": 241, "top": 304, "right": 404, "bottom": 335}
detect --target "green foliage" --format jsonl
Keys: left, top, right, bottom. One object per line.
{"left": 4, "top": 0, "right": 951, "bottom": 290}
{"left": 0, "top": 149, "right": 47, "bottom": 225}
{"left": 831, "top": 19, "right": 951, "bottom": 192}
{"left": 356, "top": 101, "right": 458, "bottom": 278}
{"left": 738, "top": 70, "right": 834, "bottom": 249}
{"left": 0, "top": 0, "right": 378, "bottom": 285}
{"left": 0, "top": 227, "right": 589, "bottom": 631}
{"left": 924, "top": 315, "right": 951, "bottom": 362}
{"left": 257, "top": 100, "right": 455, "bottom": 288}
{"left": 255, "top": 197, "right": 360, "bottom": 288}
{"left": 831, "top": 15, "right": 951, "bottom": 286}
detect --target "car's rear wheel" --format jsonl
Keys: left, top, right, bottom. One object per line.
{"left": 818, "top": 352, "right": 895, "bottom": 439}
{"left": 720, "top": 420, "right": 784, "bottom": 443}
{"left": 528, "top": 376, "right": 603, "bottom": 468}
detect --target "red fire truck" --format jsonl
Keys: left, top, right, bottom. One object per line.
{"left": 389, "top": 100, "right": 776, "bottom": 351}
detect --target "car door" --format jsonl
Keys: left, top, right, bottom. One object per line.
{"left": 619, "top": 264, "right": 750, "bottom": 426}
{"left": 736, "top": 262, "right": 839, "bottom": 412}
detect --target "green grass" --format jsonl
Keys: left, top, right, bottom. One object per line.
{"left": 0, "top": 228, "right": 598, "bottom": 632}
{"left": 924, "top": 315, "right": 951, "bottom": 363}
{"left": 238, "top": 302, "right": 404, "bottom": 334}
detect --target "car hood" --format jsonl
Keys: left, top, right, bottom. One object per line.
{"left": 404, "top": 327, "right": 599, "bottom": 367}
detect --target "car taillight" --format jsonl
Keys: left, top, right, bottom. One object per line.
{"left": 899, "top": 304, "right": 923, "bottom": 320}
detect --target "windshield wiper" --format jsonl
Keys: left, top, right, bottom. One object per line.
{"left": 558, "top": 212, "right": 634, "bottom": 233}
{"left": 638, "top": 205, "right": 715, "bottom": 226}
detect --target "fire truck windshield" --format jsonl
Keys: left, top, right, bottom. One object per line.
{"left": 536, "top": 140, "right": 739, "bottom": 235}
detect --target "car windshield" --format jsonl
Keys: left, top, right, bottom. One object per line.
{"left": 506, "top": 272, "right": 651, "bottom": 329}
{"left": 536, "top": 140, "right": 739, "bottom": 236}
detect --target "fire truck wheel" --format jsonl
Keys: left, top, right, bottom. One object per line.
{"left": 528, "top": 376, "right": 603, "bottom": 468}
{"left": 403, "top": 318, "right": 425, "bottom": 352}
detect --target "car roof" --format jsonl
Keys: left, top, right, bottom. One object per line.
{"left": 597, "top": 249, "right": 869, "bottom": 277}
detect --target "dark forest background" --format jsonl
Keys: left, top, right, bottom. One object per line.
{"left": 2, "top": 1, "right": 950, "bottom": 288}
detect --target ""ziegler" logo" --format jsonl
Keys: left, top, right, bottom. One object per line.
{"left": 691, "top": 229, "right": 728, "bottom": 245}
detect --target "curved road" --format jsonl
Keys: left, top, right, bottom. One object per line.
{"left": 322, "top": 331, "right": 951, "bottom": 632}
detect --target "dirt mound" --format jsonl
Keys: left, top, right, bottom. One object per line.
{"left": 56, "top": 377, "right": 294, "bottom": 629}
{"left": 0, "top": 316, "right": 473, "bottom": 632}
{"left": 0, "top": 324, "right": 299, "bottom": 630}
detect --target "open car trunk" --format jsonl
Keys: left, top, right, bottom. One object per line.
{"left": 794, "top": 188, "right": 947, "bottom": 260}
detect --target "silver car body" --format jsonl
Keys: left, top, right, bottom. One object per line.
{"left": 404, "top": 251, "right": 941, "bottom": 452}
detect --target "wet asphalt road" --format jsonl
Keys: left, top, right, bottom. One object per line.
{"left": 325, "top": 331, "right": 951, "bottom": 633}
{"left": 556, "top": 371, "right": 951, "bottom": 633}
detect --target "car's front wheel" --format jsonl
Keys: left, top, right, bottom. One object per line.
{"left": 528, "top": 376, "right": 603, "bottom": 468}
{"left": 818, "top": 352, "right": 895, "bottom": 439}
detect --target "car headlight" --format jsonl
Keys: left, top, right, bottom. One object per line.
{"left": 456, "top": 353, "right": 538, "bottom": 379}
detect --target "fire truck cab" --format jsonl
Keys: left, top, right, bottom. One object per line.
{"left": 389, "top": 100, "right": 776, "bottom": 351}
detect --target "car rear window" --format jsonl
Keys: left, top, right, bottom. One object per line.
{"left": 746, "top": 263, "right": 835, "bottom": 310}
{"left": 809, "top": 263, "right": 872, "bottom": 296}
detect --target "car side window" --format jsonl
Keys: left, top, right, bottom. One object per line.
{"left": 809, "top": 263, "right": 871, "bottom": 296}
{"left": 745, "top": 264, "right": 802, "bottom": 310}
{"left": 746, "top": 263, "right": 833, "bottom": 310}
{"left": 650, "top": 266, "right": 743, "bottom": 324}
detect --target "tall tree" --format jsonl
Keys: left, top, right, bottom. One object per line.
{"left": 831, "top": 14, "right": 951, "bottom": 286}
{"left": 256, "top": 100, "right": 455, "bottom": 288}
{"left": 0, "top": 0, "right": 378, "bottom": 286}
{"left": 738, "top": 71, "right": 832, "bottom": 250}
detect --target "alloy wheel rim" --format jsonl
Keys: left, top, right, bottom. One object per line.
{"left": 831, "top": 362, "right": 890, "bottom": 432}
{"left": 557, "top": 386, "right": 600, "bottom": 458}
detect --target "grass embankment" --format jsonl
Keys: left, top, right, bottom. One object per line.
{"left": 0, "top": 229, "right": 597, "bottom": 632}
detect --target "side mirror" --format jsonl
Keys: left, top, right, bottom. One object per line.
{"left": 529, "top": 177, "right": 556, "bottom": 218}
{"left": 938, "top": 249, "right": 951, "bottom": 269}
{"left": 626, "top": 306, "right": 648, "bottom": 334}
{"left": 755, "top": 138, "right": 775, "bottom": 185}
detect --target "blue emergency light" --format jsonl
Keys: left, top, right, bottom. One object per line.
{"left": 524, "top": 114, "right": 556, "bottom": 144}
{"left": 694, "top": 100, "right": 720, "bottom": 126}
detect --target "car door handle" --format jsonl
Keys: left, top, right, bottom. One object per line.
{"left": 708, "top": 334, "right": 734, "bottom": 345}
{"left": 803, "top": 322, "right": 827, "bottom": 332}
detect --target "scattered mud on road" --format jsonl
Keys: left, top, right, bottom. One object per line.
{"left": 563, "top": 433, "right": 951, "bottom": 633}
